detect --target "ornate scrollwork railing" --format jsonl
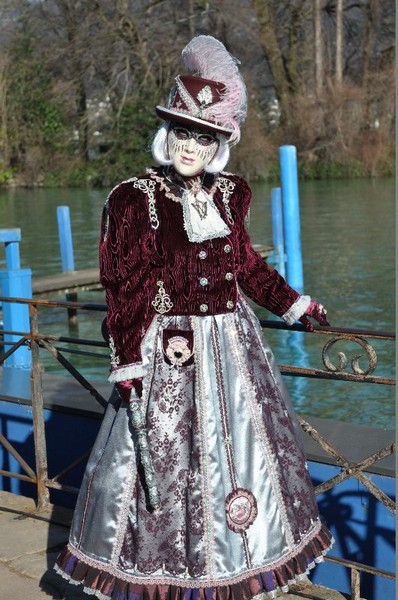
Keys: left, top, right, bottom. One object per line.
{"left": 322, "top": 334, "right": 378, "bottom": 376}
{"left": 262, "top": 320, "right": 396, "bottom": 510}
{"left": 259, "top": 319, "right": 395, "bottom": 600}
{"left": 259, "top": 320, "right": 395, "bottom": 385}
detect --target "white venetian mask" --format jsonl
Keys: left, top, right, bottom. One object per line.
{"left": 167, "top": 125, "right": 219, "bottom": 177}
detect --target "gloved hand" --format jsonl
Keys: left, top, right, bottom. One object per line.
{"left": 299, "top": 300, "right": 330, "bottom": 332}
{"left": 116, "top": 378, "right": 143, "bottom": 402}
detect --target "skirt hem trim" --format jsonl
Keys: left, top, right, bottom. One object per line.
{"left": 55, "top": 523, "right": 334, "bottom": 600}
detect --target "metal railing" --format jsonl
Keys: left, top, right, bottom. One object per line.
{"left": 258, "top": 318, "right": 395, "bottom": 513}
{"left": 262, "top": 319, "right": 396, "bottom": 600}
{"left": 0, "top": 296, "right": 395, "bottom": 600}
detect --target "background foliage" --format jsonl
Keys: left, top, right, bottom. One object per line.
{"left": 0, "top": 0, "right": 395, "bottom": 187}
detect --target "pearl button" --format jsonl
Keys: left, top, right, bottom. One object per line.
{"left": 225, "top": 272, "right": 233, "bottom": 281}
{"left": 199, "top": 277, "right": 208, "bottom": 286}
{"left": 224, "top": 244, "right": 232, "bottom": 253}
{"left": 199, "top": 250, "right": 207, "bottom": 259}
{"left": 226, "top": 300, "right": 234, "bottom": 309}
{"left": 200, "top": 304, "right": 208, "bottom": 313}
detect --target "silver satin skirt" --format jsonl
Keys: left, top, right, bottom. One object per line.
{"left": 55, "top": 297, "right": 332, "bottom": 600}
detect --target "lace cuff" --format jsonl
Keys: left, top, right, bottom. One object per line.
{"left": 108, "top": 363, "right": 146, "bottom": 383}
{"left": 282, "top": 295, "right": 311, "bottom": 325}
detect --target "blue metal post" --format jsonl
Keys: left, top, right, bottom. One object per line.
{"left": 279, "top": 145, "right": 304, "bottom": 293}
{"left": 57, "top": 206, "right": 78, "bottom": 325}
{"left": 0, "top": 229, "right": 32, "bottom": 369}
{"left": 0, "top": 228, "right": 21, "bottom": 270}
{"left": 57, "top": 206, "right": 75, "bottom": 272}
{"left": 271, "top": 187, "right": 286, "bottom": 279}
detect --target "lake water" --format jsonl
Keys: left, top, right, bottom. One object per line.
{"left": 0, "top": 177, "right": 395, "bottom": 429}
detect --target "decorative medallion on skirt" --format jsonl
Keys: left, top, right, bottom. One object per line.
{"left": 163, "top": 329, "right": 194, "bottom": 366}
{"left": 225, "top": 487, "right": 258, "bottom": 533}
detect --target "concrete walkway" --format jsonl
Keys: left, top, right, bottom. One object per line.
{"left": 0, "top": 491, "right": 347, "bottom": 600}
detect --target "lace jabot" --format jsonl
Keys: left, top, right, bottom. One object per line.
{"left": 145, "top": 167, "right": 234, "bottom": 243}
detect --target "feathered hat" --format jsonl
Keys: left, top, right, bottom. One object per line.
{"left": 156, "top": 35, "right": 247, "bottom": 146}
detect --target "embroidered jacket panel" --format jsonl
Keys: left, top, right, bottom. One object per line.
{"left": 99, "top": 169, "right": 300, "bottom": 380}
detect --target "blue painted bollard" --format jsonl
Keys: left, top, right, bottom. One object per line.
{"left": 57, "top": 206, "right": 78, "bottom": 325}
{"left": 279, "top": 145, "right": 304, "bottom": 293}
{"left": 271, "top": 187, "right": 286, "bottom": 279}
{"left": 0, "top": 229, "right": 32, "bottom": 369}
{"left": 57, "top": 206, "right": 75, "bottom": 272}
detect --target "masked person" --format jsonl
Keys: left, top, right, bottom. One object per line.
{"left": 56, "top": 35, "right": 333, "bottom": 600}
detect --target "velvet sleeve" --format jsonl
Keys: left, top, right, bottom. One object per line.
{"left": 233, "top": 176, "right": 311, "bottom": 323}
{"left": 99, "top": 181, "right": 159, "bottom": 384}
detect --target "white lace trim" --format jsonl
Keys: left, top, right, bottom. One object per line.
{"left": 147, "top": 169, "right": 235, "bottom": 227}
{"left": 55, "top": 557, "right": 326, "bottom": 600}
{"left": 109, "top": 335, "right": 120, "bottom": 368}
{"left": 182, "top": 188, "right": 231, "bottom": 242}
{"left": 58, "top": 526, "right": 333, "bottom": 592}
{"left": 282, "top": 295, "right": 311, "bottom": 325}
{"left": 108, "top": 362, "right": 146, "bottom": 382}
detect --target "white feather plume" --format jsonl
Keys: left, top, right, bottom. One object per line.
{"left": 181, "top": 35, "right": 247, "bottom": 145}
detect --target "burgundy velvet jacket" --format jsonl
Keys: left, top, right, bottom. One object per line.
{"left": 99, "top": 167, "right": 309, "bottom": 388}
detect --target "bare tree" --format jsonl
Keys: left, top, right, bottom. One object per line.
{"left": 49, "top": 0, "right": 90, "bottom": 161}
{"left": 335, "top": 0, "right": 343, "bottom": 84}
{"left": 0, "top": 0, "right": 395, "bottom": 183}
{"left": 314, "top": 0, "right": 323, "bottom": 93}
{"left": 93, "top": 0, "right": 159, "bottom": 88}
{"left": 0, "top": 56, "right": 10, "bottom": 167}
{"left": 253, "top": 0, "right": 291, "bottom": 119}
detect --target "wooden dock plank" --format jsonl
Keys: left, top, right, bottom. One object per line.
{"left": 32, "top": 268, "right": 101, "bottom": 295}
{"left": 0, "top": 367, "right": 111, "bottom": 417}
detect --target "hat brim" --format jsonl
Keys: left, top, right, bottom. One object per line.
{"left": 156, "top": 106, "right": 233, "bottom": 138}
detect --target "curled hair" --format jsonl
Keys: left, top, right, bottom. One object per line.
{"left": 151, "top": 123, "right": 172, "bottom": 167}
{"left": 151, "top": 122, "right": 230, "bottom": 174}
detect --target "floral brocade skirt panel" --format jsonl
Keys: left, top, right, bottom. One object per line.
{"left": 55, "top": 297, "right": 333, "bottom": 600}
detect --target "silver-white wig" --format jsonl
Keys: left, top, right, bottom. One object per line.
{"left": 151, "top": 122, "right": 230, "bottom": 174}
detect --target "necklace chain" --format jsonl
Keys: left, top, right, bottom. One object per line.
{"left": 164, "top": 166, "right": 211, "bottom": 195}
{"left": 146, "top": 167, "right": 228, "bottom": 214}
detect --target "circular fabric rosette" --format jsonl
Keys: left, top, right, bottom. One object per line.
{"left": 225, "top": 487, "right": 258, "bottom": 533}
{"left": 165, "top": 335, "right": 194, "bottom": 366}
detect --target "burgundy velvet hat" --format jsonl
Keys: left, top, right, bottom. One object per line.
{"left": 155, "top": 35, "right": 247, "bottom": 146}
{"left": 156, "top": 74, "right": 234, "bottom": 138}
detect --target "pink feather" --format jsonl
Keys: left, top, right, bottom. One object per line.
{"left": 182, "top": 35, "right": 247, "bottom": 145}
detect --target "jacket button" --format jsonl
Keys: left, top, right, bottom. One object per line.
{"left": 225, "top": 272, "right": 234, "bottom": 281}
{"left": 199, "top": 250, "right": 207, "bottom": 259}
{"left": 200, "top": 304, "right": 209, "bottom": 313}
{"left": 226, "top": 300, "right": 234, "bottom": 309}
{"left": 199, "top": 277, "right": 209, "bottom": 286}
{"left": 224, "top": 244, "right": 232, "bottom": 253}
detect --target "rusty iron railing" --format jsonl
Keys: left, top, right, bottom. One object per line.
{"left": 0, "top": 296, "right": 395, "bottom": 600}
{"left": 262, "top": 318, "right": 396, "bottom": 600}
{"left": 258, "top": 319, "right": 396, "bottom": 514}
{"left": 0, "top": 297, "right": 108, "bottom": 507}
